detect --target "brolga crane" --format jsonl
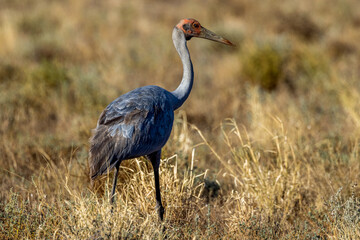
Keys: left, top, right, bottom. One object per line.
{"left": 89, "top": 18, "right": 233, "bottom": 221}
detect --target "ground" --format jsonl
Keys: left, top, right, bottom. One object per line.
{"left": 0, "top": 0, "right": 360, "bottom": 238}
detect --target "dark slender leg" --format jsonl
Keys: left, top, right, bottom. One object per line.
{"left": 111, "top": 162, "right": 120, "bottom": 204}
{"left": 148, "top": 150, "right": 164, "bottom": 221}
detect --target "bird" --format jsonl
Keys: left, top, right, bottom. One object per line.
{"left": 89, "top": 18, "right": 233, "bottom": 221}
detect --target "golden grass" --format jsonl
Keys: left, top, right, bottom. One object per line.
{"left": 1, "top": 0, "right": 360, "bottom": 239}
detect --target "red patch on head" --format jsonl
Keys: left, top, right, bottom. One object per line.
{"left": 176, "top": 18, "right": 202, "bottom": 35}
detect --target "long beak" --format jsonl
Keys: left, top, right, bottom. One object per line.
{"left": 198, "top": 27, "right": 235, "bottom": 46}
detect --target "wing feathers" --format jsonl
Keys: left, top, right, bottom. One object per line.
{"left": 89, "top": 108, "right": 151, "bottom": 179}
{"left": 89, "top": 86, "right": 174, "bottom": 179}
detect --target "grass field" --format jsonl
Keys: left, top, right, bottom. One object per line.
{"left": 1, "top": 0, "right": 360, "bottom": 239}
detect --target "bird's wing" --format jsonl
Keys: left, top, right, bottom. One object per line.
{"left": 89, "top": 87, "right": 174, "bottom": 179}
{"left": 89, "top": 100, "right": 149, "bottom": 177}
{"left": 97, "top": 96, "right": 146, "bottom": 126}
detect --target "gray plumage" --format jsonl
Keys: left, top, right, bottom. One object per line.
{"left": 89, "top": 18, "right": 233, "bottom": 221}
{"left": 89, "top": 86, "right": 175, "bottom": 179}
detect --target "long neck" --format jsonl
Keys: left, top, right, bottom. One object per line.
{"left": 171, "top": 27, "right": 194, "bottom": 110}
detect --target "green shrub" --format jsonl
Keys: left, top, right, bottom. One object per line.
{"left": 19, "top": 61, "right": 70, "bottom": 109}
{"left": 31, "top": 61, "right": 70, "bottom": 89}
{"left": 241, "top": 41, "right": 287, "bottom": 91}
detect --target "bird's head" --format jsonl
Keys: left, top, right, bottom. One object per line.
{"left": 176, "top": 18, "right": 234, "bottom": 46}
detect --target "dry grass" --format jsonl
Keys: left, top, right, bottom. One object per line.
{"left": 1, "top": 0, "right": 360, "bottom": 239}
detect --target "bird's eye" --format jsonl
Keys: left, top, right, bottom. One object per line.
{"left": 193, "top": 23, "right": 199, "bottom": 28}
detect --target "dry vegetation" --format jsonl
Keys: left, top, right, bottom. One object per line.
{"left": 1, "top": 0, "right": 360, "bottom": 239}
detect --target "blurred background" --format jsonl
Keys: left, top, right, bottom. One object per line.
{"left": 1, "top": 0, "right": 360, "bottom": 238}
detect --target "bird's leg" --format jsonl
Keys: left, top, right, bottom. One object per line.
{"left": 111, "top": 162, "right": 120, "bottom": 204}
{"left": 148, "top": 150, "right": 164, "bottom": 221}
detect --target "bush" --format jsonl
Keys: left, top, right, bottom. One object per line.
{"left": 241, "top": 41, "right": 288, "bottom": 91}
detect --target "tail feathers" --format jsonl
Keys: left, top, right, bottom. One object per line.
{"left": 89, "top": 125, "right": 118, "bottom": 179}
